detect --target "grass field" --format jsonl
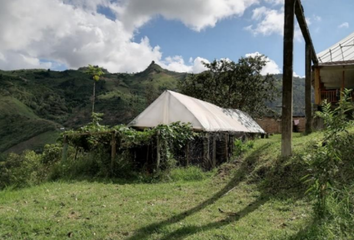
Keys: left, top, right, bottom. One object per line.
{"left": 0, "top": 133, "right": 323, "bottom": 240}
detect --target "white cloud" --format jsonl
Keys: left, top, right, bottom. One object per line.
{"left": 338, "top": 22, "right": 349, "bottom": 29}
{"left": 245, "top": 6, "right": 301, "bottom": 40}
{"left": 118, "top": 0, "right": 260, "bottom": 32}
{"left": 313, "top": 15, "right": 322, "bottom": 22}
{"left": 245, "top": 52, "right": 281, "bottom": 75}
{"left": 160, "top": 56, "right": 209, "bottom": 73}
{"left": 0, "top": 0, "right": 259, "bottom": 72}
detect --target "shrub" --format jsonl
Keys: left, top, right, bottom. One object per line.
{"left": 303, "top": 89, "right": 354, "bottom": 218}
{"left": 233, "top": 139, "right": 254, "bottom": 157}
{"left": 0, "top": 151, "right": 45, "bottom": 189}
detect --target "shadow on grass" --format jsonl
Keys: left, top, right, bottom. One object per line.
{"left": 126, "top": 142, "right": 286, "bottom": 240}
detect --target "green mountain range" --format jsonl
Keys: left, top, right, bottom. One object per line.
{"left": 0, "top": 62, "right": 307, "bottom": 153}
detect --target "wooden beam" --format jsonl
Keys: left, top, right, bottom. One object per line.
{"left": 314, "top": 67, "right": 321, "bottom": 105}
{"left": 305, "top": 43, "right": 312, "bottom": 134}
{"left": 281, "top": 0, "right": 295, "bottom": 157}
{"left": 295, "top": 0, "right": 318, "bottom": 65}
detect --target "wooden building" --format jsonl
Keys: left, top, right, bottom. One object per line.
{"left": 314, "top": 32, "right": 354, "bottom": 105}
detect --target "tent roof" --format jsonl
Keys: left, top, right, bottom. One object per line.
{"left": 129, "top": 90, "right": 265, "bottom": 134}
{"left": 317, "top": 31, "right": 354, "bottom": 63}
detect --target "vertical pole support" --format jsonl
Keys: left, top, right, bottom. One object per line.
{"left": 281, "top": 0, "right": 295, "bottom": 157}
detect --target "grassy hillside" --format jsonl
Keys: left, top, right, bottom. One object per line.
{"left": 0, "top": 64, "right": 307, "bottom": 153}
{"left": 1, "top": 130, "right": 353, "bottom": 239}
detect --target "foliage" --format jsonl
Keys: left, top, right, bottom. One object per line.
{"left": 0, "top": 151, "right": 44, "bottom": 189}
{"left": 302, "top": 89, "right": 354, "bottom": 218}
{"left": 233, "top": 139, "right": 254, "bottom": 157}
{"left": 179, "top": 56, "right": 278, "bottom": 117}
{"left": 85, "top": 64, "right": 104, "bottom": 82}
{"left": 1, "top": 63, "right": 310, "bottom": 153}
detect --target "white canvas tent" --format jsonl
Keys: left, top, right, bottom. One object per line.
{"left": 129, "top": 90, "right": 265, "bottom": 134}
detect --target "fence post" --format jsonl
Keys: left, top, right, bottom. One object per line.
{"left": 156, "top": 130, "right": 161, "bottom": 170}
{"left": 62, "top": 135, "right": 68, "bottom": 162}
{"left": 225, "top": 133, "right": 229, "bottom": 161}
{"left": 111, "top": 131, "right": 116, "bottom": 172}
{"left": 212, "top": 135, "right": 216, "bottom": 168}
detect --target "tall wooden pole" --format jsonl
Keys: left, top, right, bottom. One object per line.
{"left": 305, "top": 44, "right": 312, "bottom": 134}
{"left": 281, "top": 0, "right": 295, "bottom": 157}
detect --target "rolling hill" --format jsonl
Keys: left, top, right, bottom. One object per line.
{"left": 0, "top": 62, "right": 307, "bottom": 153}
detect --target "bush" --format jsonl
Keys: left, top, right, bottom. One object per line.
{"left": 0, "top": 151, "right": 45, "bottom": 189}
{"left": 233, "top": 139, "right": 254, "bottom": 157}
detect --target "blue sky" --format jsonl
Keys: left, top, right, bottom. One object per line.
{"left": 0, "top": 0, "right": 353, "bottom": 76}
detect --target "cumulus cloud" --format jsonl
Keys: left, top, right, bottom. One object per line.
{"left": 118, "top": 0, "right": 260, "bottom": 32}
{"left": 245, "top": 52, "right": 281, "bottom": 75}
{"left": 245, "top": 6, "right": 302, "bottom": 40}
{"left": 338, "top": 22, "right": 349, "bottom": 29}
{"left": 0, "top": 0, "right": 260, "bottom": 72}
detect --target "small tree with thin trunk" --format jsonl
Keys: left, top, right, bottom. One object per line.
{"left": 85, "top": 65, "right": 104, "bottom": 113}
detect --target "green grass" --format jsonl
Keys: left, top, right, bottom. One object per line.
{"left": 0, "top": 179, "right": 310, "bottom": 240}
{"left": 0, "top": 133, "right": 322, "bottom": 240}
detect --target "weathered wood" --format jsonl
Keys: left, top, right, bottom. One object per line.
{"left": 156, "top": 131, "right": 161, "bottom": 170}
{"left": 341, "top": 70, "right": 345, "bottom": 99}
{"left": 111, "top": 132, "right": 117, "bottom": 171}
{"left": 225, "top": 133, "right": 229, "bottom": 161}
{"left": 281, "top": 0, "right": 295, "bottom": 157}
{"left": 62, "top": 136, "right": 68, "bottom": 162}
{"left": 185, "top": 142, "right": 190, "bottom": 166}
{"left": 314, "top": 67, "right": 321, "bottom": 105}
{"left": 203, "top": 134, "right": 210, "bottom": 167}
{"left": 212, "top": 136, "right": 216, "bottom": 168}
{"left": 305, "top": 43, "right": 312, "bottom": 134}
{"left": 295, "top": 0, "right": 318, "bottom": 64}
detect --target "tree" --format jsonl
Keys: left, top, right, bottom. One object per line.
{"left": 85, "top": 65, "right": 104, "bottom": 113}
{"left": 179, "top": 55, "right": 278, "bottom": 117}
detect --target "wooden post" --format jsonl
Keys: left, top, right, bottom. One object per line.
{"left": 281, "top": 0, "right": 295, "bottom": 157}
{"left": 156, "top": 130, "right": 161, "bottom": 170}
{"left": 203, "top": 133, "right": 210, "bottom": 167}
{"left": 62, "top": 135, "right": 68, "bottom": 162}
{"left": 341, "top": 69, "right": 345, "bottom": 99}
{"left": 111, "top": 131, "right": 116, "bottom": 171}
{"left": 305, "top": 43, "right": 312, "bottom": 134}
{"left": 185, "top": 142, "right": 190, "bottom": 166}
{"left": 225, "top": 133, "right": 229, "bottom": 161}
{"left": 314, "top": 67, "right": 321, "bottom": 105}
{"left": 212, "top": 135, "right": 216, "bottom": 168}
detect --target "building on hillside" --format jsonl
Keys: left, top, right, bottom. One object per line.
{"left": 128, "top": 90, "right": 265, "bottom": 169}
{"left": 256, "top": 116, "right": 306, "bottom": 134}
{"left": 314, "top": 31, "right": 354, "bottom": 105}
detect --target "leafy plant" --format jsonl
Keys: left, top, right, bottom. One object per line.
{"left": 85, "top": 65, "right": 104, "bottom": 113}
{"left": 303, "top": 89, "right": 354, "bottom": 218}
{"left": 233, "top": 139, "right": 254, "bottom": 157}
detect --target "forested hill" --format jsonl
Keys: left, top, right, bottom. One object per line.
{"left": 0, "top": 62, "right": 306, "bottom": 153}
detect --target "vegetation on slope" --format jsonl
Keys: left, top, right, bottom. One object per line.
{"left": 0, "top": 63, "right": 308, "bottom": 153}
{"left": 1, "top": 126, "right": 353, "bottom": 239}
